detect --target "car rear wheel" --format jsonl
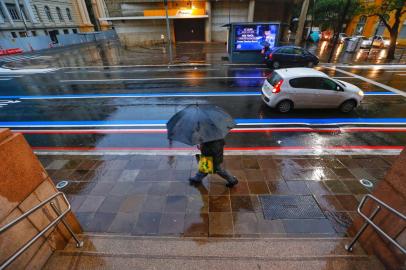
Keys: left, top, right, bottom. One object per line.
{"left": 340, "top": 100, "right": 356, "bottom": 113}
{"left": 273, "top": 61, "right": 280, "bottom": 69}
{"left": 277, "top": 100, "right": 293, "bottom": 113}
{"left": 307, "top": 62, "right": 314, "bottom": 68}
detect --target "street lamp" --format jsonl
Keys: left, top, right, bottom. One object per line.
{"left": 164, "top": 0, "right": 173, "bottom": 64}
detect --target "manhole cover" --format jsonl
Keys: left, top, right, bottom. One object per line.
{"left": 260, "top": 195, "right": 325, "bottom": 220}
{"left": 56, "top": 180, "right": 69, "bottom": 189}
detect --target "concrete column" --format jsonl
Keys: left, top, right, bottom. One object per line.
{"left": 0, "top": 0, "right": 14, "bottom": 25}
{"left": 22, "top": 0, "right": 37, "bottom": 23}
{"left": 205, "top": 0, "right": 211, "bottom": 42}
{"left": 248, "top": 0, "right": 255, "bottom": 22}
{"left": 295, "top": 0, "right": 309, "bottom": 46}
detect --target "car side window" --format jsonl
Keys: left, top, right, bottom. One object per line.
{"left": 293, "top": 48, "right": 303, "bottom": 55}
{"left": 289, "top": 77, "right": 317, "bottom": 89}
{"left": 278, "top": 48, "right": 290, "bottom": 54}
{"left": 316, "top": 78, "right": 338, "bottom": 91}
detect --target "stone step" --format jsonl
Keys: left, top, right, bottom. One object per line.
{"left": 43, "top": 234, "right": 385, "bottom": 270}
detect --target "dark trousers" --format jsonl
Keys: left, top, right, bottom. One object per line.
{"left": 192, "top": 163, "right": 235, "bottom": 183}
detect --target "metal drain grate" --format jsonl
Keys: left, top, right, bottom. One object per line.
{"left": 260, "top": 195, "right": 325, "bottom": 220}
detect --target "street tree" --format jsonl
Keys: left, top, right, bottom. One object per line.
{"left": 312, "top": 0, "right": 358, "bottom": 37}
{"left": 359, "top": 0, "right": 405, "bottom": 59}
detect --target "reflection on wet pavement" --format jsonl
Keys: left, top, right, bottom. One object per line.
{"left": 40, "top": 154, "right": 395, "bottom": 238}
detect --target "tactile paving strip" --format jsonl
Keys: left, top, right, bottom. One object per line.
{"left": 260, "top": 195, "right": 325, "bottom": 220}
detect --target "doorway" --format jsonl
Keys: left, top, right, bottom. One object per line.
{"left": 174, "top": 18, "right": 205, "bottom": 42}
{"left": 49, "top": 30, "right": 59, "bottom": 43}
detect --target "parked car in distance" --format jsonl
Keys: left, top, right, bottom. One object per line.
{"left": 360, "top": 35, "right": 393, "bottom": 48}
{"left": 338, "top": 33, "right": 350, "bottom": 43}
{"left": 261, "top": 68, "right": 364, "bottom": 113}
{"left": 264, "top": 46, "right": 319, "bottom": 69}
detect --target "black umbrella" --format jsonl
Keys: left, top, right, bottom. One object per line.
{"left": 166, "top": 104, "right": 236, "bottom": 146}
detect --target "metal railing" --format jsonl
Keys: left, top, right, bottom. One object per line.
{"left": 0, "top": 192, "right": 83, "bottom": 270}
{"left": 345, "top": 194, "right": 406, "bottom": 254}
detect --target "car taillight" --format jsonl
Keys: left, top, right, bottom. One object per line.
{"left": 268, "top": 53, "right": 273, "bottom": 60}
{"left": 272, "top": 79, "right": 283, "bottom": 94}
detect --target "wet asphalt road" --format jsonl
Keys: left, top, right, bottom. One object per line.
{"left": 0, "top": 42, "right": 405, "bottom": 154}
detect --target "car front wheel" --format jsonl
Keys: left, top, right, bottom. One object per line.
{"left": 277, "top": 100, "right": 293, "bottom": 113}
{"left": 273, "top": 61, "right": 280, "bottom": 69}
{"left": 340, "top": 100, "right": 356, "bottom": 113}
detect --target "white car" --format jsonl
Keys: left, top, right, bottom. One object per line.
{"left": 361, "top": 35, "right": 391, "bottom": 48}
{"left": 261, "top": 68, "right": 364, "bottom": 113}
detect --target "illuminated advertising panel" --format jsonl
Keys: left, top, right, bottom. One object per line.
{"left": 235, "top": 24, "right": 278, "bottom": 51}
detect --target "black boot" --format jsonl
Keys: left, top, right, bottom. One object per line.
{"left": 226, "top": 177, "right": 239, "bottom": 188}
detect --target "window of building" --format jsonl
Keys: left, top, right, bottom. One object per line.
{"left": 355, "top": 15, "right": 367, "bottom": 35}
{"left": 72, "top": 29, "right": 78, "bottom": 34}
{"left": 0, "top": 5, "right": 5, "bottom": 20}
{"left": 31, "top": 30, "right": 37, "bottom": 36}
{"left": 56, "top": 7, "right": 63, "bottom": 21}
{"left": 66, "top": 8, "right": 72, "bottom": 21}
{"left": 63, "top": 29, "right": 69, "bottom": 34}
{"left": 400, "top": 22, "right": 406, "bottom": 39}
{"left": 34, "top": 5, "right": 42, "bottom": 22}
{"left": 6, "top": 4, "right": 21, "bottom": 20}
{"left": 18, "top": 31, "right": 27, "bottom": 37}
{"left": 11, "top": 32, "right": 17, "bottom": 38}
{"left": 45, "top": 6, "right": 53, "bottom": 21}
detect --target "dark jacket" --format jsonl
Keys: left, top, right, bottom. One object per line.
{"left": 200, "top": 139, "right": 225, "bottom": 168}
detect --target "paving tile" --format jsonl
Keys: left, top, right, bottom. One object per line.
{"left": 314, "top": 195, "right": 345, "bottom": 212}
{"left": 343, "top": 181, "right": 369, "bottom": 194}
{"left": 242, "top": 157, "right": 260, "bottom": 169}
{"left": 184, "top": 213, "right": 209, "bottom": 237}
{"left": 77, "top": 195, "right": 105, "bottom": 212}
{"left": 77, "top": 160, "right": 100, "bottom": 170}
{"left": 167, "top": 182, "right": 188, "bottom": 195}
{"left": 258, "top": 158, "right": 278, "bottom": 171}
{"left": 280, "top": 167, "right": 306, "bottom": 181}
{"left": 256, "top": 213, "right": 286, "bottom": 234}
{"left": 119, "top": 195, "right": 145, "bottom": 214}
{"left": 175, "top": 157, "right": 193, "bottom": 170}
{"left": 229, "top": 181, "right": 250, "bottom": 195}
{"left": 208, "top": 182, "right": 230, "bottom": 196}
{"left": 159, "top": 213, "right": 185, "bottom": 235}
{"left": 233, "top": 212, "right": 258, "bottom": 236}
{"left": 63, "top": 181, "right": 95, "bottom": 195}
{"left": 97, "top": 196, "right": 125, "bottom": 213}
{"left": 63, "top": 160, "right": 85, "bottom": 170}
{"left": 223, "top": 156, "right": 243, "bottom": 169}
{"left": 118, "top": 170, "right": 140, "bottom": 182}
{"left": 132, "top": 212, "right": 162, "bottom": 235}
{"left": 245, "top": 169, "right": 266, "bottom": 182}
{"left": 282, "top": 219, "right": 335, "bottom": 234}
{"left": 67, "top": 194, "right": 86, "bottom": 212}
{"left": 75, "top": 212, "right": 95, "bottom": 231}
{"left": 131, "top": 182, "right": 152, "bottom": 195}
{"left": 67, "top": 170, "right": 91, "bottom": 181}
{"left": 262, "top": 169, "right": 284, "bottom": 181}
{"left": 250, "top": 196, "right": 263, "bottom": 213}
{"left": 355, "top": 157, "right": 391, "bottom": 168}
{"left": 85, "top": 212, "right": 116, "bottom": 232}
{"left": 267, "top": 181, "right": 290, "bottom": 194}
{"left": 324, "top": 211, "right": 353, "bottom": 234}
{"left": 186, "top": 195, "right": 208, "bottom": 214}
{"left": 125, "top": 159, "right": 145, "bottom": 169}
{"left": 89, "top": 169, "right": 122, "bottom": 182}
{"left": 141, "top": 195, "right": 166, "bottom": 212}
{"left": 173, "top": 170, "right": 192, "bottom": 181}
{"left": 334, "top": 195, "right": 359, "bottom": 211}
{"left": 209, "top": 195, "right": 231, "bottom": 212}
{"left": 286, "top": 181, "right": 311, "bottom": 195}
{"left": 164, "top": 195, "right": 187, "bottom": 213}
{"left": 323, "top": 180, "right": 351, "bottom": 194}
{"left": 51, "top": 169, "right": 75, "bottom": 180}
{"left": 46, "top": 160, "right": 69, "bottom": 170}
{"left": 108, "top": 212, "right": 138, "bottom": 234}
{"left": 109, "top": 183, "right": 135, "bottom": 196}
{"left": 148, "top": 182, "right": 171, "bottom": 195}
{"left": 89, "top": 182, "right": 115, "bottom": 195}
{"left": 230, "top": 196, "right": 254, "bottom": 212}
{"left": 248, "top": 181, "right": 270, "bottom": 194}
{"left": 332, "top": 168, "right": 357, "bottom": 180}
{"left": 305, "top": 181, "right": 331, "bottom": 195}
{"left": 228, "top": 170, "right": 247, "bottom": 182}
{"left": 209, "top": 212, "right": 233, "bottom": 236}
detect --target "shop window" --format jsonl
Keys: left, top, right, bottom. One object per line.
{"left": 31, "top": 30, "right": 37, "bottom": 36}
{"left": 72, "top": 29, "right": 78, "bottom": 34}
{"left": 18, "top": 31, "right": 27, "bottom": 37}
{"left": 63, "top": 29, "right": 69, "bottom": 34}
{"left": 11, "top": 32, "right": 17, "bottom": 38}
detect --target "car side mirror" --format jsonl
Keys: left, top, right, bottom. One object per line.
{"left": 336, "top": 85, "right": 343, "bottom": 91}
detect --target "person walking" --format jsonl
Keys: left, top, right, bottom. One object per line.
{"left": 189, "top": 139, "right": 238, "bottom": 188}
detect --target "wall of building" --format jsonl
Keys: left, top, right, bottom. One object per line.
{"left": 211, "top": 1, "right": 249, "bottom": 42}
{"left": 346, "top": 5, "right": 406, "bottom": 45}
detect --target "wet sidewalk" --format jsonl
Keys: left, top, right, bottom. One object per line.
{"left": 39, "top": 154, "right": 396, "bottom": 238}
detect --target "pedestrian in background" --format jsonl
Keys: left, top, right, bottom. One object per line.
{"left": 189, "top": 138, "right": 238, "bottom": 188}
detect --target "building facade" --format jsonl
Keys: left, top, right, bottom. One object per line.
{"left": 0, "top": 0, "right": 111, "bottom": 41}
{"left": 346, "top": 1, "right": 406, "bottom": 45}
{"left": 102, "top": 0, "right": 296, "bottom": 46}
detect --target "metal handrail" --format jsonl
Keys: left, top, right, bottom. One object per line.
{"left": 0, "top": 192, "right": 83, "bottom": 270}
{"left": 345, "top": 194, "right": 406, "bottom": 254}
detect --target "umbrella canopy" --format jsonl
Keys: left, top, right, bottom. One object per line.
{"left": 166, "top": 104, "right": 236, "bottom": 146}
